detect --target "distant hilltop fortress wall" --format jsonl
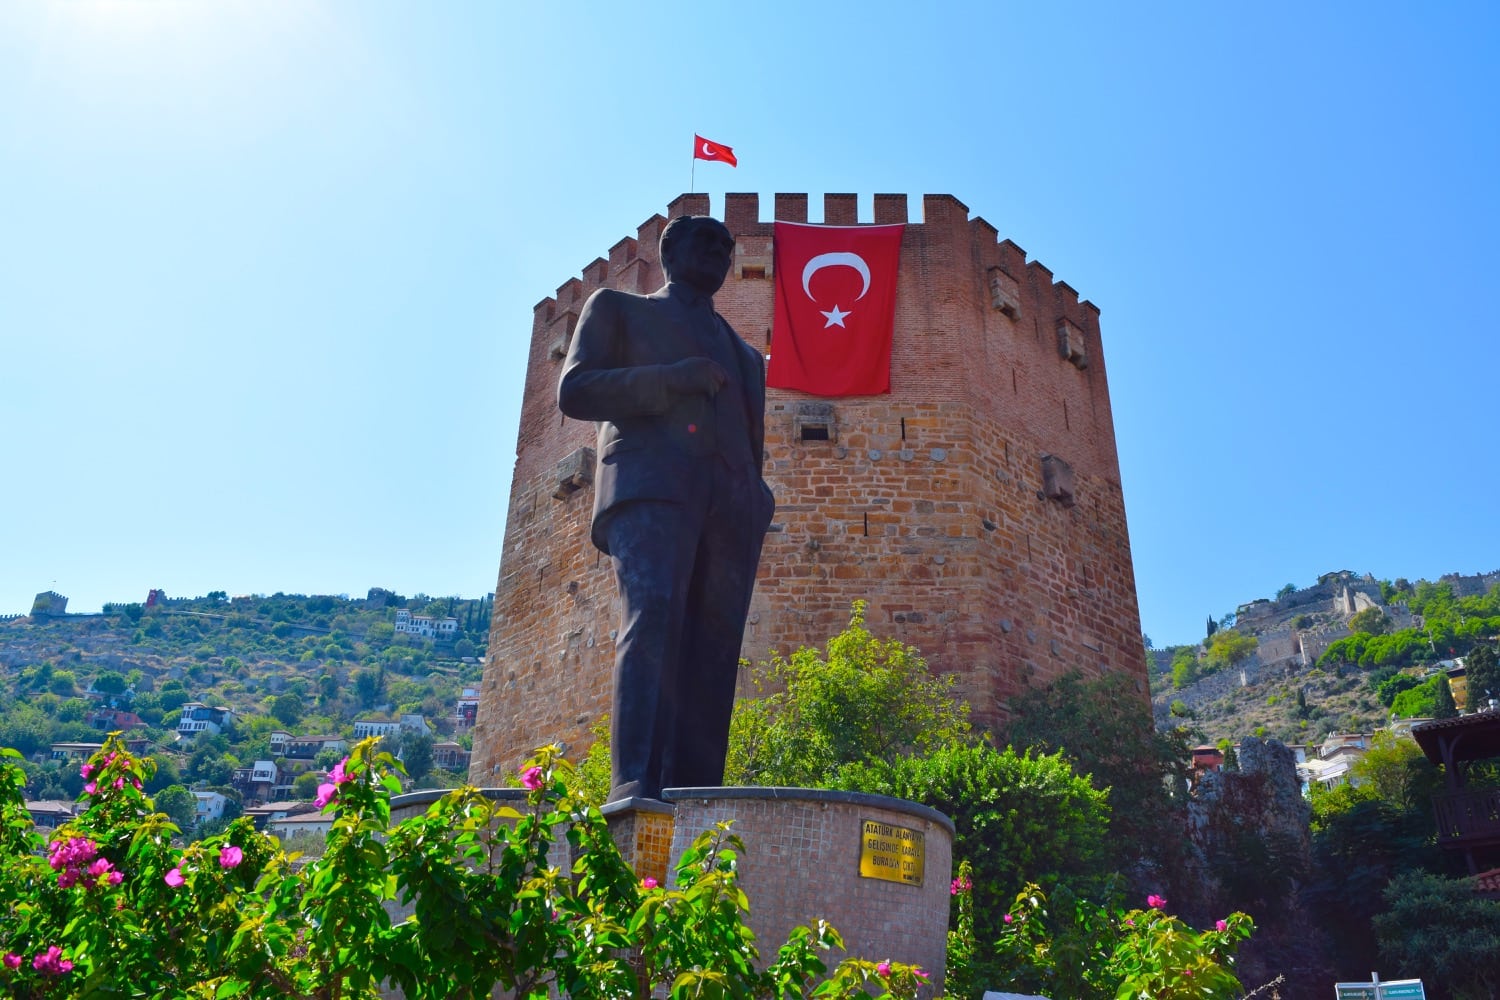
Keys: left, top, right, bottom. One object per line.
{"left": 470, "top": 193, "right": 1148, "bottom": 782}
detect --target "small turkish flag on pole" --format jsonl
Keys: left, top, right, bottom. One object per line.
{"left": 693, "top": 134, "right": 737, "bottom": 167}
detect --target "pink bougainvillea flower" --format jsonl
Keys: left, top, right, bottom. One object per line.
{"left": 32, "top": 946, "right": 73, "bottom": 976}
{"left": 520, "top": 766, "right": 544, "bottom": 791}
{"left": 1216, "top": 919, "right": 1228, "bottom": 932}
{"left": 49, "top": 837, "right": 102, "bottom": 889}
{"left": 3, "top": 953, "right": 21, "bottom": 969}
{"left": 950, "top": 875, "right": 972, "bottom": 895}
{"left": 108, "top": 871, "right": 123, "bottom": 885}
{"left": 330, "top": 758, "right": 354, "bottom": 786}
{"left": 1183, "top": 969, "right": 1193, "bottom": 977}
{"left": 219, "top": 846, "right": 244, "bottom": 869}
{"left": 641, "top": 877, "right": 658, "bottom": 889}
{"left": 1003, "top": 913, "right": 1013, "bottom": 924}
{"left": 913, "top": 967, "right": 930, "bottom": 981}
{"left": 314, "top": 783, "right": 338, "bottom": 809}
{"left": 80, "top": 762, "right": 94, "bottom": 779}
{"left": 164, "top": 867, "right": 185, "bottom": 888}
{"left": 83, "top": 782, "right": 97, "bottom": 796}
{"left": 1124, "top": 917, "right": 1135, "bottom": 927}
{"left": 876, "top": 961, "right": 892, "bottom": 978}
{"left": 1146, "top": 893, "right": 1167, "bottom": 910}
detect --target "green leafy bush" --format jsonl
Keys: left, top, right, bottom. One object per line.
{"left": 947, "top": 878, "right": 1251, "bottom": 1000}
{"left": 0, "top": 738, "right": 928, "bottom": 1000}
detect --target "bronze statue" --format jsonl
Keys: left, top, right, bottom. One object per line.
{"left": 558, "top": 216, "right": 775, "bottom": 801}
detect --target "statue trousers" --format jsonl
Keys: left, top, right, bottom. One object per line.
{"left": 603, "top": 458, "right": 768, "bottom": 799}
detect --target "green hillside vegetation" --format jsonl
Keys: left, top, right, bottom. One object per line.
{"left": 1318, "top": 579, "right": 1500, "bottom": 671}
{"left": 1155, "top": 576, "right": 1500, "bottom": 745}
{"left": 0, "top": 590, "right": 490, "bottom": 822}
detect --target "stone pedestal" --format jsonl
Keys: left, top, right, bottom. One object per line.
{"left": 386, "top": 786, "right": 953, "bottom": 993}
{"left": 663, "top": 788, "right": 954, "bottom": 989}
{"left": 600, "top": 796, "right": 676, "bottom": 885}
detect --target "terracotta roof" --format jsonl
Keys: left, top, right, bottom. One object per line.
{"left": 1474, "top": 867, "right": 1500, "bottom": 894}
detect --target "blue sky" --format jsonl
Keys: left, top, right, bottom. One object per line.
{"left": 1, "top": 1, "right": 1495, "bottom": 647}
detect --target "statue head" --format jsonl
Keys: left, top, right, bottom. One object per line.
{"left": 660, "top": 216, "right": 735, "bottom": 297}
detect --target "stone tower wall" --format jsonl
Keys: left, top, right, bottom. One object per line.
{"left": 470, "top": 192, "right": 1147, "bottom": 782}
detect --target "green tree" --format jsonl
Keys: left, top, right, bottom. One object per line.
{"left": 1276, "top": 583, "right": 1297, "bottom": 600}
{"left": 1465, "top": 643, "right": 1500, "bottom": 711}
{"left": 156, "top": 784, "right": 198, "bottom": 830}
{"left": 1432, "top": 674, "right": 1458, "bottom": 719}
{"left": 403, "top": 733, "right": 434, "bottom": 783}
{"left": 1353, "top": 731, "right": 1441, "bottom": 814}
{"left": 1347, "top": 607, "right": 1392, "bottom": 635}
{"left": 834, "top": 742, "right": 1110, "bottom": 989}
{"left": 143, "top": 754, "right": 182, "bottom": 795}
{"left": 1006, "top": 670, "right": 1194, "bottom": 892}
{"left": 1170, "top": 647, "right": 1200, "bottom": 689}
{"left": 1375, "top": 671, "right": 1421, "bottom": 707}
{"left": 727, "top": 602, "right": 971, "bottom": 787}
{"left": 1390, "top": 674, "right": 1448, "bottom": 718}
{"left": 270, "top": 693, "right": 306, "bottom": 727}
{"left": 292, "top": 771, "right": 323, "bottom": 800}
{"left": 1204, "top": 629, "right": 1258, "bottom": 671}
{"left": 353, "top": 667, "right": 386, "bottom": 709}
{"left": 1306, "top": 733, "right": 1443, "bottom": 977}
{"left": 91, "top": 671, "right": 129, "bottom": 696}
{"left": 0, "top": 704, "right": 53, "bottom": 759}
{"left": 1374, "top": 872, "right": 1500, "bottom": 1000}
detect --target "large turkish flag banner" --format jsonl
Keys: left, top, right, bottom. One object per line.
{"left": 767, "top": 221, "right": 904, "bottom": 396}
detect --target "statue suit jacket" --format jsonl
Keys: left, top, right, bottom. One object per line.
{"left": 557, "top": 283, "right": 774, "bottom": 555}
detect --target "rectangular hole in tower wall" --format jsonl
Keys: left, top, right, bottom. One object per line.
{"left": 863, "top": 512, "right": 869, "bottom": 537}
{"left": 900, "top": 417, "right": 906, "bottom": 441}
{"left": 1012, "top": 368, "right": 1017, "bottom": 393}
{"left": 1063, "top": 401, "right": 1070, "bottom": 431}
{"left": 800, "top": 426, "right": 830, "bottom": 442}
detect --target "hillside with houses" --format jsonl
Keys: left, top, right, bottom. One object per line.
{"left": 0, "top": 588, "right": 490, "bottom": 845}
{"left": 1150, "top": 568, "right": 1500, "bottom": 801}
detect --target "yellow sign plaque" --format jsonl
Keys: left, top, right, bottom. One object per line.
{"left": 859, "top": 819, "right": 925, "bottom": 886}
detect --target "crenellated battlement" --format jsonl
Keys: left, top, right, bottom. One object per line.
{"left": 528, "top": 192, "right": 1098, "bottom": 334}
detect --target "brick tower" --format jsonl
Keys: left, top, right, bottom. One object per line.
{"left": 469, "top": 193, "right": 1147, "bottom": 782}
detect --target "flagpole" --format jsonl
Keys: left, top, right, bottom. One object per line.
{"left": 690, "top": 134, "right": 696, "bottom": 193}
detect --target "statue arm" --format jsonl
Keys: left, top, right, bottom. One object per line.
{"left": 557, "top": 289, "right": 675, "bottom": 421}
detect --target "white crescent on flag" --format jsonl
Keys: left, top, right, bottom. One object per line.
{"left": 801, "top": 252, "right": 872, "bottom": 300}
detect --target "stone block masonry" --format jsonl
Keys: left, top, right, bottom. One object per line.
{"left": 470, "top": 193, "right": 1148, "bottom": 783}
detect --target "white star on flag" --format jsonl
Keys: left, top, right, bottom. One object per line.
{"left": 820, "top": 304, "right": 851, "bottom": 328}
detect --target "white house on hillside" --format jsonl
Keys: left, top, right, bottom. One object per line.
{"left": 192, "top": 791, "right": 229, "bottom": 826}
{"left": 394, "top": 609, "right": 459, "bottom": 641}
{"left": 177, "top": 703, "right": 234, "bottom": 741}
{"left": 352, "top": 714, "right": 431, "bottom": 740}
